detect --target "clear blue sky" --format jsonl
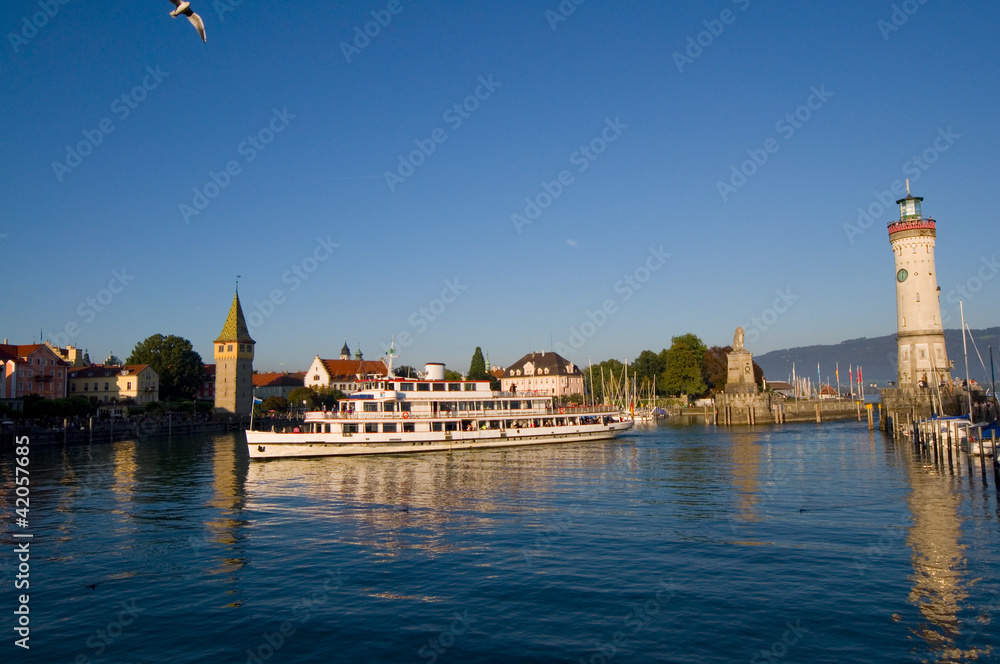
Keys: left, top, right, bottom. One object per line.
{"left": 2, "top": 1, "right": 998, "bottom": 373}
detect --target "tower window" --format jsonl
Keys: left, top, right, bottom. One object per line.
{"left": 228, "top": 344, "right": 233, "bottom": 352}
{"left": 218, "top": 345, "right": 224, "bottom": 352}
{"left": 902, "top": 316, "right": 906, "bottom": 328}
{"left": 916, "top": 292, "right": 920, "bottom": 302}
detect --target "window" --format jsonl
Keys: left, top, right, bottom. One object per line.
{"left": 383, "top": 402, "right": 396, "bottom": 412}
{"left": 402, "top": 423, "right": 415, "bottom": 433}
{"left": 365, "top": 423, "right": 378, "bottom": 433}
{"left": 400, "top": 403, "right": 412, "bottom": 412}
{"left": 218, "top": 345, "right": 224, "bottom": 352}
{"left": 93, "top": 382, "right": 98, "bottom": 391}
{"left": 84, "top": 383, "right": 88, "bottom": 392}
{"left": 342, "top": 423, "right": 358, "bottom": 434}
{"left": 71, "top": 383, "right": 76, "bottom": 392}
{"left": 400, "top": 383, "right": 414, "bottom": 391}
{"left": 228, "top": 344, "right": 233, "bottom": 352}
{"left": 383, "top": 423, "right": 397, "bottom": 433}
{"left": 127, "top": 382, "right": 132, "bottom": 390}
{"left": 433, "top": 383, "right": 446, "bottom": 391}
{"left": 464, "top": 383, "right": 476, "bottom": 391}
{"left": 448, "top": 383, "right": 462, "bottom": 391}
{"left": 431, "top": 422, "right": 443, "bottom": 432}
{"left": 417, "top": 383, "right": 430, "bottom": 391}
{"left": 363, "top": 403, "right": 378, "bottom": 412}
{"left": 444, "top": 422, "right": 458, "bottom": 431}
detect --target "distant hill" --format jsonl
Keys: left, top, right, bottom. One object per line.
{"left": 754, "top": 327, "right": 1000, "bottom": 387}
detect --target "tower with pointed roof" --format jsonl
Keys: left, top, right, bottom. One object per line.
{"left": 214, "top": 288, "right": 255, "bottom": 415}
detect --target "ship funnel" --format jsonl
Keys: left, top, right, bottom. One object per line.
{"left": 425, "top": 363, "right": 445, "bottom": 381}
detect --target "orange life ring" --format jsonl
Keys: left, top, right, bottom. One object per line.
{"left": 402, "top": 411, "right": 410, "bottom": 419}
{"left": 558, "top": 407, "right": 565, "bottom": 414}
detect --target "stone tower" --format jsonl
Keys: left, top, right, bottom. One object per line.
{"left": 888, "top": 184, "right": 951, "bottom": 387}
{"left": 214, "top": 288, "right": 255, "bottom": 415}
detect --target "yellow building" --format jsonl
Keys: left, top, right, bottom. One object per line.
{"left": 68, "top": 364, "right": 159, "bottom": 404}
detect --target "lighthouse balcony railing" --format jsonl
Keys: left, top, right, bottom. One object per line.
{"left": 887, "top": 218, "right": 935, "bottom": 234}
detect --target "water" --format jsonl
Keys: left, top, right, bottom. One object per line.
{"left": 3, "top": 421, "right": 999, "bottom": 663}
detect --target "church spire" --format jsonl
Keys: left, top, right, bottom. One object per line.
{"left": 214, "top": 287, "right": 255, "bottom": 344}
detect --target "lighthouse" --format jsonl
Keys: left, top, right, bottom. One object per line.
{"left": 888, "top": 182, "right": 950, "bottom": 388}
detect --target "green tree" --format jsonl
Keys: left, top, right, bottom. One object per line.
{"left": 468, "top": 347, "right": 489, "bottom": 381}
{"left": 314, "top": 388, "right": 345, "bottom": 409}
{"left": 443, "top": 369, "right": 463, "bottom": 381}
{"left": 126, "top": 334, "right": 205, "bottom": 400}
{"left": 288, "top": 387, "right": 316, "bottom": 409}
{"left": 661, "top": 334, "right": 708, "bottom": 396}
{"left": 261, "top": 396, "right": 289, "bottom": 412}
{"left": 632, "top": 349, "right": 666, "bottom": 391}
{"left": 395, "top": 365, "right": 418, "bottom": 379}
{"left": 585, "top": 358, "right": 626, "bottom": 403}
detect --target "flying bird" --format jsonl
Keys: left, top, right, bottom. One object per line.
{"left": 168, "top": 1, "right": 207, "bottom": 43}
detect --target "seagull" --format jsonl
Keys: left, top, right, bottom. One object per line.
{"left": 168, "top": 1, "right": 207, "bottom": 43}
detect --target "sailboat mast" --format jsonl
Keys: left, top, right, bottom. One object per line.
{"left": 961, "top": 300, "right": 973, "bottom": 422}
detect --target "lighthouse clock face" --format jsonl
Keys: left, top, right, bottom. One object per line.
{"left": 897, "top": 268, "right": 908, "bottom": 283}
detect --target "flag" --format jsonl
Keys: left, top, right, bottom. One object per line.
{"left": 836, "top": 363, "right": 840, "bottom": 385}
{"left": 252, "top": 396, "right": 263, "bottom": 404}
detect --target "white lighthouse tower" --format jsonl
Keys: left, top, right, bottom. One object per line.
{"left": 888, "top": 182, "right": 951, "bottom": 388}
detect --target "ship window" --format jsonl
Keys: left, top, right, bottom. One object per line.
{"left": 402, "top": 423, "right": 415, "bottom": 433}
{"left": 343, "top": 423, "right": 358, "bottom": 434}
{"left": 509, "top": 400, "right": 521, "bottom": 409}
{"left": 400, "top": 383, "right": 414, "bottom": 391}
{"left": 431, "top": 422, "right": 443, "bottom": 432}
{"left": 365, "top": 423, "right": 378, "bottom": 433}
{"left": 383, "top": 401, "right": 396, "bottom": 412}
{"left": 483, "top": 401, "right": 495, "bottom": 410}
{"left": 400, "top": 403, "right": 412, "bottom": 412}
{"left": 444, "top": 421, "right": 458, "bottom": 431}
{"left": 448, "top": 383, "right": 461, "bottom": 391}
{"left": 417, "top": 383, "right": 430, "bottom": 391}
{"left": 383, "top": 423, "right": 397, "bottom": 433}
{"left": 459, "top": 401, "right": 474, "bottom": 411}
{"left": 433, "top": 383, "right": 446, "bottom": 391}
{"left": 363, "top": 403, "right": 377, "bottom": 412}
{"left": 464, "top": 383, "right": 476, "bottom": 391}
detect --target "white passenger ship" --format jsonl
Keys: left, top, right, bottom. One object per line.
{"left": 246, "top": 363, "right": 633, "bottom": 460}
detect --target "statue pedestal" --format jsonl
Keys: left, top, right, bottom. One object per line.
{"left": 725, "top": 348, "right": 757, "bottom": 395}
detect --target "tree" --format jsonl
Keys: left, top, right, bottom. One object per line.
{"left": 126, "top": 334, "right": 204, "bottom": 401}
{"left": 632, "top": 349, "right": 666, "bottom": 391}
{"left": 395, "top": 365, "right": 418, "bottom": 379}
{"left": 661, "top": 334, "right": 708, "bottom": 396}
{"left": 468, "top": 347, "right": 489, "bottom": 381}
{"left": 585, "top": 359, "right": 626, "bottom": 403}
{"left": 288, "top": 387, "right": 316, "bottom": 409}
{"left": 702, "top": 346, "right": 731, "bottom": 393}
{"left": 443, "top": 369, "right": 463, "bottom": 381}
{"left": 261, "top": 396, "right": 289, "bottom": 412}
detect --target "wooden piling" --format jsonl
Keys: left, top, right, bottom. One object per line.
{"left": 815, "top": 403, "right": 821, "bottom": 423}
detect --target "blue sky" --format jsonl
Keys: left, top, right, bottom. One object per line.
{"left": 2, "top": 1, "right": 998, "bottom": 374}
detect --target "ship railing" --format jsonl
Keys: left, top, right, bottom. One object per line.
{"left": 305, "top": 404, "right": 619, "bottom": 420}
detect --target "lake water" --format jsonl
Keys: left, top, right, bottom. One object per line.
{"left": 3, "top": 420, "right": 999, "bottom": 663}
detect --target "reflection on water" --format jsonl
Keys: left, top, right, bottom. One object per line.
{"left": 729, "top": 430, "right": 764, "bottom": 522}
{"left": 245, "top": 441, "right": 632, "bottom": 557}
{"left": 902, "top": 444, "right": 991, "bottom": 661}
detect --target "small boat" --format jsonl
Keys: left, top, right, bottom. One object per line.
{"left": 247, "top": 363, "right": 633, "bottom": 460}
